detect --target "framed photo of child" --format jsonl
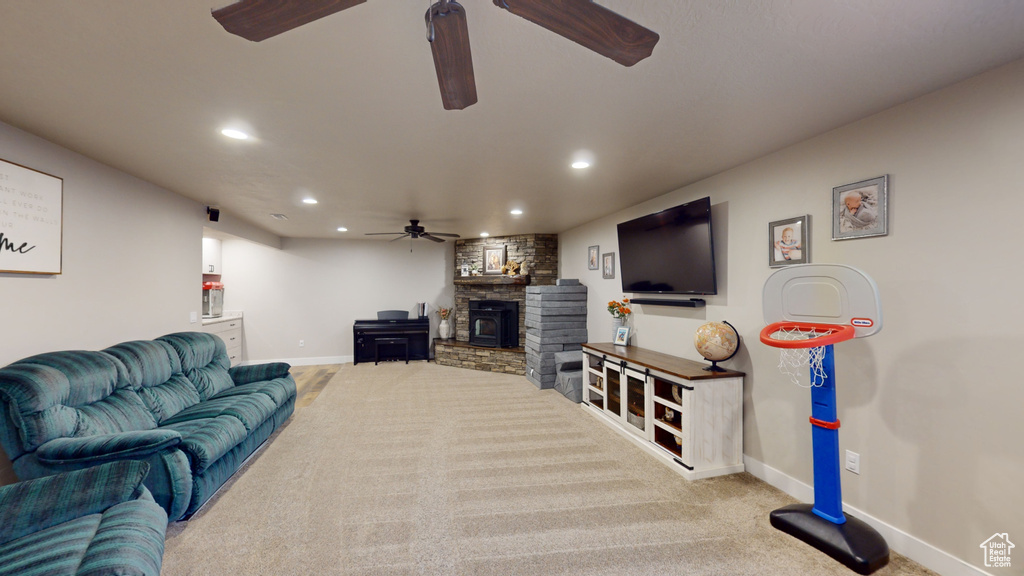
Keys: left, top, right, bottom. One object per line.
{"left": 769, "top": 215, "right": 809, "bottom": 267}
{"left": 832, "top": 175, "right": 889, "bottom": 240}
{"left": 614, "top": 326, "right": 631, "bottom": 346}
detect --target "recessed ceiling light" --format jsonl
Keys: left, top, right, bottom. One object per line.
{"left": 221, "top": 128, "right": 249, "bottom": 140}
{"left": 337, "top": 227, "right": 348, "bottom": 232}
{"left": 571, "top": 161, "right": 590, "bottom": 169}
{"left": 510, "top": 209, "right": 523, "bottom": 215}
{"left": 302, "top": 198, "right": 318, "bottom": 205}
{"left": 480, "top": 232, "right": 490, "bottom": 237}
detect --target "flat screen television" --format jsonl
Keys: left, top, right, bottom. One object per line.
{"left": 616, "top": 196, "right": 717, "bottom": 295}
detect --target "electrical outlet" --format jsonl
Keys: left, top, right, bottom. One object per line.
{"left": 299, "top": 340, "right": 305, "bottom": 347}
{"left": 190, "top": 312, "right": 198, "bottom": 324}
{"left": 845, "top": 450, "right": 860, "bottom": 475}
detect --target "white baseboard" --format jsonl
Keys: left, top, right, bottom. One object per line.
{"left": 743, "top": 456, "right": 993, "bottom": 576}
{"left": 241, "top": 355, "right": 352, "bottom": 367}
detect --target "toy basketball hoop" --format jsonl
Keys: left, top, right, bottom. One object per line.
{"left": 761, "top": 264, "right": 889, "bottom": 574}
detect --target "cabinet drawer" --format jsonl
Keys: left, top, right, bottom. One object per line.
{"left": 204, "top": 319, "right": 242, "bottom": 335}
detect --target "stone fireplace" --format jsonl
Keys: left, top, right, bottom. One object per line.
{"left": 434, "top": 234, "right": 558, "bottom": 374}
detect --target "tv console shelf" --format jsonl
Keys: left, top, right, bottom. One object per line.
{"left": 581, "top": 342, "right": 744, "bottom": 480}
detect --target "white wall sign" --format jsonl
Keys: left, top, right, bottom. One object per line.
{"left": 0, "top": 158, "right": 63, "bottom": 274}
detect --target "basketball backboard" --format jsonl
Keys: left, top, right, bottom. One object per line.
{"left": 763, "top": 264, "right": 882, "bottom": 338}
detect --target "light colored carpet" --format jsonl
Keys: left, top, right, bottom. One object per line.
{"left": 162, "top": 362, "right": 935, "bottom": 575}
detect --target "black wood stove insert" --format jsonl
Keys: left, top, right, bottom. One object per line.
{"left": 468, "top": 300, "right": 519, "bottom": 348}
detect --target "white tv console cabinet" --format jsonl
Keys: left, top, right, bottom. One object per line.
{"left": 581, "top": 343, "right": 744, "bottom": 480}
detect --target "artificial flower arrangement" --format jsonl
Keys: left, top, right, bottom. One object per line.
{"left": 437, "top": 306, "right": 453, "bottom": 321}
{"left": 607, "top": 298, "right": 631, "bottom": 319}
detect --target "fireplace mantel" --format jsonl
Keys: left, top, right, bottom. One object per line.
{"left": 453, "top": 275, "right": 531, "bottom": 286}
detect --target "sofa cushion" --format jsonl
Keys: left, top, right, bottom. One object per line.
{"left": 104, "top": 340, "right": 202, "bottom": 422}
{"left": 36, "top": 430, "right": 182, "bottom": 466}
{"left": 160, "top": 393, "right": 277, "bottom": 433}
{"left": 0, "top": 355, "right": 156, "bottom": 452}
{"left": 0, "top": 460, "right": 151, "bottom": 546}
{"left": 0, "top": 513, "right": 100, "bottom": 576}
{"left": 159, "top": 416, "right": 248, "bottom": 474}
{"left": 157, "top": 333, "right": 234, "bottom": 400}
{"left": 209, "top": 377, "right": 295, "bottom": 409}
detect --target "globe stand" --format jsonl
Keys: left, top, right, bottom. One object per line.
{"left": 696, "top": 320, "right": 739, "bottom": 371}
{"left": 702, "top": 360, "right": 728, "bottom": 372}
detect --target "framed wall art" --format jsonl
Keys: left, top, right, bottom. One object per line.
{"left": 769, "top": 215, "right": 809, "bottom": 267}
{"left": 833, "top": 175, "right": 889, "bottom": 240}
{"left": 588, "top": 245, "right": 599, "bottom": 270}
{"left": 482, "top": 245, "right": 506, "bottom": 275}
{"left": 602, "top": 252, "right": 615, "bottom": 279}
{"left": 0, "top": 158, "right": 63, "bottom": 275}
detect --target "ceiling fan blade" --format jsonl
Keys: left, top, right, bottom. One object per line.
{"left": 365, "top": 232, "right": 404, "bottom": 236}
{"left": 389, "top": 234, "right": 412, "bottom": 242}
{"left": 494, "top": 0, "right": 659, "bottom": 66}
{"left": 427, "top": 1, "right": 478, "bottom": 110}
{"left": 213, "top": 0, "right": 366, "bottom": 42}
{"left": 427, "top": 232, "right": 461, "bottom": 237}
{"left": 419, "top": 233, "right": 447, "bottom": 243}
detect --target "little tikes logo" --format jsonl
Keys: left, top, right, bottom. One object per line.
{"left": 980, "top": 533, "right": 1014, "bottom": 569}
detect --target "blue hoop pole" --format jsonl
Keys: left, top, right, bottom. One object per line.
{"left": 809, "top": 344, "right": 846, "bottom": 524}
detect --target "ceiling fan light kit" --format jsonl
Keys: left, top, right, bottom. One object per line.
{"left": 212, "top": 0, "right": 659, "bottom": 110}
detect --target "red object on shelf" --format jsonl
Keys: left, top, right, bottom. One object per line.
{"left": 203, "top": 282, "right": 224, "bottom": 290}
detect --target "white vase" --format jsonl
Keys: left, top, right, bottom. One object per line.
{"left": 611, "top": 317, "right": 624, "bottom": 342}
{"left": 438, "top": 319, "right": 452, "bottom": 340}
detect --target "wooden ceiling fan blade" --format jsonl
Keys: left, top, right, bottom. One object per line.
{"left": 389, "top": 234, "right": 412, "bottom": 242}
{"left": 428, "top": 2, "right": 478, "bottom": 110}
{"left": 494, "top": 0, "right": 659, "bottom": 66}
{"left": 365, "top": 232, "right": 404, "bottom": 236}
{"left": 428, "top": 232, "right": 461, "bottom": 237}
{"left": 213, "top": 0, "right": 366, "bottom": 42}
{"left": 420, "top": 233, "right": 447, "bottom": 243}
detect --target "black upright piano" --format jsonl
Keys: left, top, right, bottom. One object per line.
{"left": 353, "top": 317, "right": 430, "bottom": 365}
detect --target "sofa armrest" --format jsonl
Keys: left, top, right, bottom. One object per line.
{"left": 0, "top": 460, "right": 151, "bottom": 546}
{"left": 229, "top": 362, "right": 291, "bottom": 385}
{"left": 35, "top": 430, "right": 182, "bottom": 466}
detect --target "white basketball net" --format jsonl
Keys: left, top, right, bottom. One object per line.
{"left": 769, "top": 326, "right": 830, "bottom": 387}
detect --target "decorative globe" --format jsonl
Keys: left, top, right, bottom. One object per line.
{"left": 694, "top": 321, "right": 739, "bottom": 371}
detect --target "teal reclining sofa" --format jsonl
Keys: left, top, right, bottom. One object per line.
{"left": 0, "top": 332, "right": 296, "bottom": 521}
{"left": 0, "top": 460, "right": 167, "bottom": 576}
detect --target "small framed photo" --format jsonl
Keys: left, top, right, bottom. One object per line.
{"left": 483, "top": 245, "right": 506, "bottom": 275}
{"left": 602, "top": 252, "right": 615, "bottom": 279}
{"left": 588, "top": 245, "right": 600, "bottom": 270}
{"left": 460, "top": 263, "right": 469, "bottom": 277}
{"left": 769, "top": 215, "right": 809, "bottom": 267}
{"left": 614, "top": 326, "right": 631, "bottom": 346}
{"left": 833, "top": 175, "right": 889, "bottom": 240}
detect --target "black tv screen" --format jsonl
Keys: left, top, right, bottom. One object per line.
{"left": 616, "top": 197, "right": 717, "bottom": 295}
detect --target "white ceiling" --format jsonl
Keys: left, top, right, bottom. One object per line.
{"left": 3, "top": 1, "right": 1024, "bottom": 240}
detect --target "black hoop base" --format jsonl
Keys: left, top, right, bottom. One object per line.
{"left": 770, "top": 504, "right": 889, "bottom": 575}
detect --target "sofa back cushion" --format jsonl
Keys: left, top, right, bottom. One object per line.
{"left": 103, "top": 340, "right": 201, "bottom": 423}
{"left": 0, "top": 351, "right": 157, "bottom": 454}
{"left": 157, "top": 332, "right": 234, "bottom": 400}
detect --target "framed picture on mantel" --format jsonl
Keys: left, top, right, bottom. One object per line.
{"left": 483, "top": 245, "right": 506, "bottom": 275}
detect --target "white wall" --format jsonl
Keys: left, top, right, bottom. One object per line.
{"left": 559, "top": 59, "right": 1024, "bottom": 574}
{"left": 219, "top": 236, "right": 453, "bottom": 364}
{"left": 0, "top": 120, "right": 206, "bottom": 483}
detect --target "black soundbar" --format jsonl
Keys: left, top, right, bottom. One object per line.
{"left": 629, "top": 298, "right": 706, "bottom": 308}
